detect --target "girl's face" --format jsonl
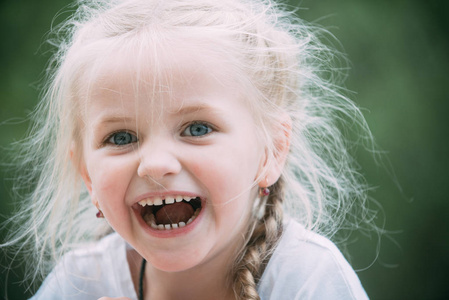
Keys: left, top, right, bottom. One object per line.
{"left": 78, "top": 44, "right": 267, "bottom": 272}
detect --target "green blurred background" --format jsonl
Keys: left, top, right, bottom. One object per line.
{"left": 1, "top": 0, "right": 448, "bottom": 299}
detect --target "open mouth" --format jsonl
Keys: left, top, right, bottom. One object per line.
{"left": 138, "top": 196, "right": 202, "bottom": 230}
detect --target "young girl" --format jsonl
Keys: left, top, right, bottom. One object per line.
{"left": 3, "top": 0, "right": 375, "bottom": 299}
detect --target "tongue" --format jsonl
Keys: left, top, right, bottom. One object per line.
{"left": 155, "top": 202, "right": 194, "bottom": 225}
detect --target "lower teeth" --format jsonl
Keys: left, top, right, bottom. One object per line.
{"left": 143, "top": 208, "right": 201, "bottom": 230}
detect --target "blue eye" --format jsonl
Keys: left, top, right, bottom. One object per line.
{"left": 108, "top": 131, "right": 137, "bottom": 145}
{"left": 183, "top": 123, "right": 212, "bottom": 137}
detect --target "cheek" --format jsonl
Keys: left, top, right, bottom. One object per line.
{"left": 87, "top": 157, "right": 136, "bottom": 228}
{"left": 188, "top": 147, "right": 261, "bottom": 205}
{"left": 87, "top": 155, "right": 136, "bottom": 201}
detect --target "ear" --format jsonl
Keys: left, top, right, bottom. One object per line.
{"left": 70, "top": 142, "right": 93, "bottom": 197}
{"left": 258, "top": 115, "right": 291, "bottom": 187}
{"left": 79, "top": 162, "right": 93, "bottom": 195}
{"left": 76, "top": 156, "right": 99, "bottom": 209}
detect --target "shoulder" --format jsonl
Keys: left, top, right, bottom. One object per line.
{"left": 258, "top": 219, "right": 369, "bottom": 300}
{"left": 31, "top": 233, "right": 137, "bottom": 300}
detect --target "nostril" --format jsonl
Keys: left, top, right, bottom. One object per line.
{"left": 137, "top": 149, "right": 182, "bottom": 180}
{"left": 137, "top": 157, "right": 182, "bottom": 181}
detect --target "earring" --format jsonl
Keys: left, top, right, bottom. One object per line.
{"left": 259, "top": 187, "right": 270, "bottom": 196}
{"left": 259, "top": 176, "right": 270, "bottom": 196}
{"left": 93, "top": 196, "right": 104, "bottom": 218}
{"left": 96, "top": 209, "right": 104, "bottom": 218}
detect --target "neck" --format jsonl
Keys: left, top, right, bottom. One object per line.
{"left": 146, "top": 261, "right": 236, "bottom": 300}
{"left": 128, "top": 247, "right": 238, "bottom": 300}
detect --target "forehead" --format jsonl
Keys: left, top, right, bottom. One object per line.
{"left": 82, "top": 33, "right": 242, "bottom": 92}
{"left": 76, "top": 36, "right": 258, "bottom": 122}
{"left": 80, "top": 35, "right": 244, "bottom": 103}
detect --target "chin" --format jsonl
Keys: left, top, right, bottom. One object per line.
{"left": 147, "top": 250, "right": 207, "bottom": 273}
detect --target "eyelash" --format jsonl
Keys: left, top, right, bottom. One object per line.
{"left": 103, "top": 130, "right": 138, "bottom": 147}
{"left": 181, "top": 121, "right": 214, "bottom": 137}
{"left": 101, "top": 121, "right": 214, "bottom": 147}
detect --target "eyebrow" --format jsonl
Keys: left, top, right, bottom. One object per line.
{"left": 173, "top": 103, "right": 218, "bottom": 115}
{"left": 94, "top": 116, "right": 135, "bottom": 126}
{"left": 93, "top": 103, "right": 220, "bottom": 127}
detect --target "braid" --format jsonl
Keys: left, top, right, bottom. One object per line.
{"left": 232, "top": 178, "right": 285, "bottom": 300}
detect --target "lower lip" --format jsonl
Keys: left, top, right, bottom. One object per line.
{"left": 133, "top": 204, "right": 204, "bottom": 238}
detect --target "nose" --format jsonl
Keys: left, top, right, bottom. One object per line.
{"left": 137, "top": 141, "right": 182, "bottom": 182}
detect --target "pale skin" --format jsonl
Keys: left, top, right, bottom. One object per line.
{"left": 74, "top": 39, "right": 290, "bottom": 300}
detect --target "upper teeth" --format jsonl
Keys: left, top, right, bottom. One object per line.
{"left": 138, "top": 196, "right": 194, "bottom": 207}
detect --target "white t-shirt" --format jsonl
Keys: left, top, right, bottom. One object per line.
{"left": 31, "top": 220, "right": 369, "bottom": 299}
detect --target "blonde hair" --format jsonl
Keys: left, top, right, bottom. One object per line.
{"left": 2, "top": 0, "right": 377, "bottom": 298}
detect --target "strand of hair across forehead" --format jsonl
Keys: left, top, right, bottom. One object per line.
{"left": 231, "top": 178, "right": 284, "bottom": 299}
